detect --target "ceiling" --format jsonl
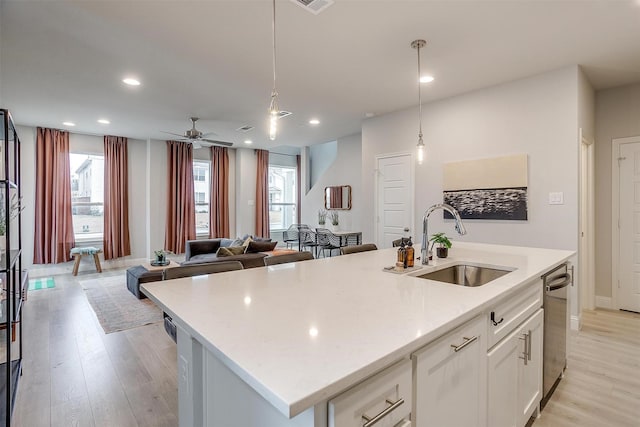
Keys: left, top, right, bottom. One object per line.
{"left": 1, "top": 0, "right": 640, "bottom": 151}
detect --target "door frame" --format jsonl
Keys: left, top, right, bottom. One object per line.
{"left": 374, "top": 151, "right": 415, "bottom": 248}
{"left": 611, "top": 135, "right": 640, "bottom": 310}
{"left": 579, "top": 129, "right": 595, "bottom": 312}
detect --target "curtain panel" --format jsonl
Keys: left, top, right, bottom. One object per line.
{"left": 255, "top": 149, "right": 270, "bottom": 238}
{"left": 103, "top": 135, "right": 131, "bottom": 260}
{"left": 165, "top": 141, "right": 196, "bottom": 253}
{"left": 296, "top": 154, "right": 301, "bottom": 224}
{"left": 33, "top": 128, "right": 75, "bottom": 264}
{"left": 210, "top": 146, "right": 230, "bottom": 238}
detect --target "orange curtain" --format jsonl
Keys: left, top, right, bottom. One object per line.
{"left": 165, "top": 141, "right": 196, "bottom": 253}
{"left": 33, "top": 128, "right": 75, "bottom": 264}
{"left": 210, "top": 146, "right": 229, "bottom": 238}
{"left": 296, "top": 154, "right": 301, "bottom": 224}
{"left": 255, "top": 149, "right": 270, "bottom": 238}
{"left": 103, "top": 135, "right": 131, "bottom": 260}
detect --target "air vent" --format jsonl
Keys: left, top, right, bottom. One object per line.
{"left": 290, "top": 0, "right": 334, "bottom": 15}
{"left": 236, "top": 125, "right": 254, "bottom": 132}
{"left": 278, "top": 111, "right": 292, "bottom": 119}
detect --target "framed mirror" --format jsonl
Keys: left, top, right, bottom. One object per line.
{"left": 324, "top": 185, "right": 352, "bottom": 210}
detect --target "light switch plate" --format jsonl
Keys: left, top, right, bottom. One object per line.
{"left": 248, "top": 199, "right": 255, "bottom": 206}
{"left": 548, "top": 192, "right": 564, "bottom": 205}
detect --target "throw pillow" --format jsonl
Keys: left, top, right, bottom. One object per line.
{"left": 230, "top": 237, "right": 245, "bottom": 247}
{"left": 216, "top": 246, "right": 246, "bottom": 257}
{"left": 246, "top": 240, "right": 278, "bottom": 253}
{"left": 253, "top": 236, "right": 272, "bottom": 243}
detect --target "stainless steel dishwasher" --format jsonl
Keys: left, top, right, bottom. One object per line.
{"left": 541, "top": 262, "right": 572, "bottom": 408}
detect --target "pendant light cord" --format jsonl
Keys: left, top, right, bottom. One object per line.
{"left": 272, "top": 0, "right": 277, "bottom": 95}
{"left": 417, "top": 43, "right": 423, "bottom": 138}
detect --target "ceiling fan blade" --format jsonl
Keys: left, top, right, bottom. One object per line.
{"left": 200, "top": 131, "right": 218, "bottom": 137}
{"left": 201, "top": 138, "right": 233, "bottom": 147}
{"left": 161, "top": 131, "right": 187, "bottom": 137}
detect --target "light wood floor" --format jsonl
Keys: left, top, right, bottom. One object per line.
{"left": 533, "top": 309, "right": 640, "bottom": 427}
{"left": 12, "top": 270, "right": 178, "bottom": 427}
{"left": 10, "top": 269, "right": 640, "bottom": 427}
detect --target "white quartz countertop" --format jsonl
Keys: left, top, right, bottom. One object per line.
{"left": 142, "top": 242, "right": 573, "bottom": 418}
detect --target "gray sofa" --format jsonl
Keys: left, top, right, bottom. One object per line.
{"left": 182, "top": 238, "right": 273, "bottom": 269}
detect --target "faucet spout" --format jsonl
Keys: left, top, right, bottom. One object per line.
{"left": 421, "top": 203, "right": 467, "bottom": 265}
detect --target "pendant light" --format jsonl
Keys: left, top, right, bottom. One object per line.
{"left": 268, "top": 0, "right": 279, "bottom": 140}
{"left": 411, "top": 39, "right": 426, "bottom": 165}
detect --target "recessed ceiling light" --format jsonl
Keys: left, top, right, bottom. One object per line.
{"left": 364, "top": 112, "right": 375, "bottom": 118}
{"left": 97, "top": 119, "right": 110, "bottom": 124}
{"left": 420, "top": 75, "right": 435, "bottom": 83}
{"left": 122, "top": 77, "right": 141, "bottom": 86}
{"left": 309, "top": 119, "right": 320, "bottom": 125}
{"left": 244, "top": 139, "right": 253, "bottom": 144}
{"left": 62, "top": 121, "right": 75, "bottom": 127}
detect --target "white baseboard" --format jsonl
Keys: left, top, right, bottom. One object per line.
{"left": 595, "top": 296, "right": 613, "bottom": 309}
{"left": 570, "top": 315, "right": 581, "bottom": 331}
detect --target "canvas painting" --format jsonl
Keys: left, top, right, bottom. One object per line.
{"left": 443, "top": 154, "right": 528, "bottom": 221}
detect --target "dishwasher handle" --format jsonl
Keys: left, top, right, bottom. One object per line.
{"left": 545, "top": 273, "right": 571, "bottom": 292}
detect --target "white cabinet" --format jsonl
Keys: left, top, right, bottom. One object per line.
{"left": 412, "top": 315, "right": 486, "bottom": 427}
{"left": 329, "top": 359, "right": 412, "bottom": 427}
{"left": 487, "top": 309, "right": 543, "bottom": 427}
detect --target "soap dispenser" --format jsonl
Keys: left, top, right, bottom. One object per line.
{"left": 406, "top": 237, "right": 415, "bottom": 268}
{"left": 396, "top": 241, "right": 407, "bottom": 270}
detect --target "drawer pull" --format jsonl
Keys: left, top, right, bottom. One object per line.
{"left": 518, "top": 330, "right": 532, "bottom": 365}
{"left": 361, "top": 398, "right": 405, "bottom": 427}
{"left": 490, "top": 311, "right": 504, "bottom": 326}
{"left": 450, "top": 335, "right": 478, "bottom": 352}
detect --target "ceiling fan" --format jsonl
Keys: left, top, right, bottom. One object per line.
{"left": 162, "top": 117, "right": 233, "bottom": 147}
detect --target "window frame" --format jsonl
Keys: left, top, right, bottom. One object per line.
{"left": 193, "top": 159, "right": 211, "bottom": 236}
{"left": 268, "top": 164, "right": 298, "bottom": 233}
{"left": 70, "top": 152, "right": 105, "bottom": 241}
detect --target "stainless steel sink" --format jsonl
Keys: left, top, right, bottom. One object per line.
{"left": 415, "top": 264, "right": 511, "bottom": 287}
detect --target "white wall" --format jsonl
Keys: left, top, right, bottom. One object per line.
{"left": 594, "top": 82, "right": 640, "bottom": 299}
{"left": 234, "top": 148, "right": 257, "bottom": 237}
{"left": 309, "top": 141, "right": 337, "bottom": 189}
{"left": 301, "top": 134, "right": 362, "bottom": 232}
{"left": 362, "top": 67, "right": 580, "bottom": 253}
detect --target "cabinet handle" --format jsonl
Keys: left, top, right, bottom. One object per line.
{"left": 361, "top": 398, "right": 405, "bottom": 427}
{"left": 450, "top": 335, "right": 478, "bottom": 352}
{"left": 518, "top": 330, "right": 532, "bottom": 365}
{"left": 490, "top": 311, "right": 504, "bottom": 326}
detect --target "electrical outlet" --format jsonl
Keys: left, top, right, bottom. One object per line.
{"left": 179, "top": 355, "right": 189, "bottom": 394}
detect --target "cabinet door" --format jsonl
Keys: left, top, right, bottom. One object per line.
{"left": 413, "top": 316, "right": 485, "bottom": 427}
{"left": 487, "top": 332, "right": 519, "bottom": 427}
{"left": 517, "top": 309, "right": 543, "bottom": 427}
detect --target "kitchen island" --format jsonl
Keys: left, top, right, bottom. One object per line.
{"left": 142, "top": 242, "right": 573, "bottom": 427}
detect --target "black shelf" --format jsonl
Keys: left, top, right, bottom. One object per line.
{"left": 0, "top": 108, "right": 24, "bottom": 427}
{"left": 0, "top": 360, "right": 21, "bottom": 424}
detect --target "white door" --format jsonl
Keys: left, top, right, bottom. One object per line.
{"left": 619, "top": 141, "right": 640, "bottom": 312}
{"left": 376, "top": 154, "right": 413, "bottom": 248}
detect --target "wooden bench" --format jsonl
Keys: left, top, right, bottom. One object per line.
{"left": 70, "top": 247, "right": 103, "bottom": 276}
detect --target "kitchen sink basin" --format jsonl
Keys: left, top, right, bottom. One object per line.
{"left": 414, "top": 264, "right": 511, "bottom": 287}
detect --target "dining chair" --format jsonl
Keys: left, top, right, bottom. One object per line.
{"left": 163, "top": 261, "right": 243, "bottom": 280}
{"left": 316, "top": 228, "right": 344, "bottom": 257}
{"left": 264, "top": 251, "right": 314, "bottom": 266}
{"left": 340, "top": 244, "right": 378, "bottom": 255}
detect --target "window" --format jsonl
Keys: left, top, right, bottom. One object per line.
{"left": 70, "top": 153, "right": 104, "bottom": 240}
{"left": 193, "top": 160, "right": 211, "bottom": 235}
{"left": 268, "top": 165, "right": 297, "bottom": 232}
{"left": 194, "top": 165, "right": 207, "bottom": 182}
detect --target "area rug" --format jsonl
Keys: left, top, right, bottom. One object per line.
{"left": 28, "top": 277, "right": 55, "bottom": 290}
{"left": 79, "top": 275, "right": 162, "bottom": 334}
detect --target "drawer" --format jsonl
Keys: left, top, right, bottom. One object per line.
{"left": 329, "top": 359, "right": 412, "bottom": 427}
{"left": 486, "top": 280, "right": 542, "bottom": 349}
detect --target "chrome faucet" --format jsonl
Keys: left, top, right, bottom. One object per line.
{"left": 421, "top": 203, "right": 467, "bottom": 265}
